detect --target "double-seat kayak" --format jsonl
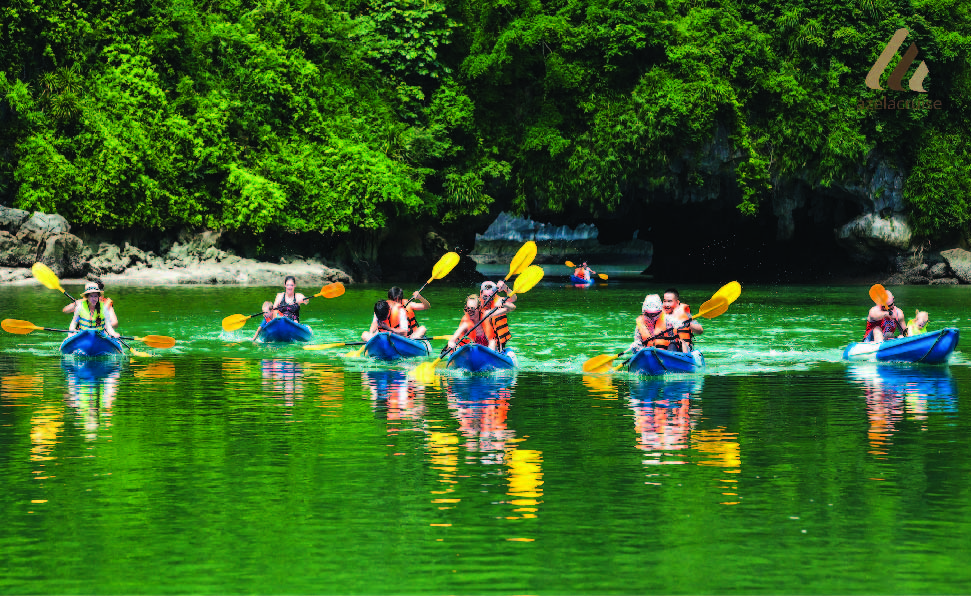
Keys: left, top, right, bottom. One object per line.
{"left": 364, "top": 333, "right": 431, "bottom": 361}
{"left": 59, "top": 330, "right": 124, "bottom": 357}
{"left": 626, "top": 347, "right": 705, "bottom": 376}
{"left": 570, "top": 275, "right": 595, "bottom": 286}
{"left": 446, "top": 343, "right": 517, "bottom": 373}
{"left": 259, "top": 317, "right": 313, "bottom": 343}
{"left": 842, "top": 328, "right": 959, "bottom": 364}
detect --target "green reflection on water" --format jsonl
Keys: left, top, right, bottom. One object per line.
{"left": 0, "top": 283, "right": 970, "bottom": 593}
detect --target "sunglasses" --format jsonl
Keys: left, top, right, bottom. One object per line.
{"left": 464, "top": 306, "right": 477, "bottom": 314}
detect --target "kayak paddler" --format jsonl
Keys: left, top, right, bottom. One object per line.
{"left": 63, "top": 279, "right": 119, "bottom": 329}
{"left": 362, "top": 300, "right": 409, "bottom": 342}
{"left": 478, "top": 281, "right": 515, "bottom": 353}
{"left": 662, "top": 288, "right": 702, "bottom": 352}
{"left": 864, "top": 290, "right": 907, "bottom": 342}
{"left": 273, "top": 276, "right": 309, "bottom": 323}
{"left": 444, "top": 294, "right": 495, "bottom": 355}
{"left": 251, "top": 301, "right": 278, "bottom": 342}
{"left": 68, "top": 282, "right": 121, "bottom": 339}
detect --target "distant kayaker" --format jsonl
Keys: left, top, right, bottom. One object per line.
{"left": 864, "top": 290, "right": 907, "bottom": 342}
{"left": 662, "top": 288, "right": 703, "bottom": 352}
{"left": 445, "top": 294, "right": 494, "bottom": 353}
{"left": 389, "top": 286, "right": 430, "bottom": 338}
{"left": 62, "top": 279, "right": 119, "bottom": 329}
{"left": 68, "top": 282, "right": 121, "bottom": 339}
{"left": 273, "top": 276, "right": 309, "bottom": 323}
{"left": 362, "top": 299, "right": 409, "bottom": 341}
{"left": 479, "top": 280, "right": 516, "bottom": 352}
{"left": 251, "top": 301, "right": 277, "bottom": 342}
{"left": 906, "top": 309, "right": 929, "bottom": 336}
{"left": 573, "top": 262, "right": 597, "bottom": 281}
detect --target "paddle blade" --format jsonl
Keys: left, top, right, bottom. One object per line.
{"left": 697, "top": 296, "right": 729, "bottom": 319}
{"left": 598, "top": 273, "right": 609, "bottom": 280}
{"left": 344, "top": 345, "right": 367, "bottom": 358}
{"left": 316, "top": 282, "right": 346, "bottom": 299}
{"left": 304, "top": 342, "right": 347, "bottom": 351}
{"left": 431, "top": 252, "right": 461, "bottom": 280}
{"left": 713, "top": 281, "right": 742, "bottom": 306}
{"left": 430, "top": 335, "right": 452, "bottom": 340}
{"left": 31, "top": 263, "right": 64, "bottom": 292}
{"left": 222, "top": 314, "right": 251, "bottom": 332}
{"left": 565, "top": 261, "right": 575, "bottom": 268}
{"left": 506, "top": 241, "right": 538, "bottom": 279}
{"left": 582, "top": 353, "right": 619, "bottom": 373}
{"left": 1, "top": 319, "right": 40, "bottom": 335}
{"left": 412, "top": 357, "right": 444, "bottom": 378}
{"left": 135, "top": 335, "right": 176, "bottom": 349}
{"left": 512, "top": 265, "right": 544, "bottom": 293}
{"left": 869, "top": 284, "right": 889, "bottom": 306}
{"left": 129, "top": 347, "right": 152, "bottom": 358}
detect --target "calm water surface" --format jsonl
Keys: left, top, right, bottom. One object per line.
{"left": 1, "top": 281, "right": 970, "bottom": 594}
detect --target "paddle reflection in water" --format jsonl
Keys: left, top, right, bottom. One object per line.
{"left": 626, "top": 376, "right": 704, "bottom": 465}
{"left": 847, "top": 363, "right": 958, "bottom": 456}
{"left": 2, "top": 372, "right": 61, "bottom": 464}
{"left": 361, "top": 369, "right": 427, "bottom": 428}
{"left": 62, "top": 357, "right": 123, "bottom": 441}
{"left": 440, "top": 373, "right": 543, "bottom": 527}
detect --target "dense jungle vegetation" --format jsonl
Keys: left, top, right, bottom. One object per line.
{"left": 0, "top": 0, "right": 969, "bottom": 243}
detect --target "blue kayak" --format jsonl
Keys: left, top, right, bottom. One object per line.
{"left": 61, "top": 357, "right": 124, "bottom": 381}
{"left": 363, "top": 333, "right": 431, "bottom": 361}
{"left": 842, "top": 328, "right": 959, "bottom": 364}
{"left": 446, "top": 343, "right": 517, "bottom": 372}
{"left": 59, "top": 330, "right": 124, "bottom": 357}
{"left": 570, "top": 275, "right": 595, "bottom": 285}
{"left": 627, "top": 348, "right": 705, "bottom": 375}
{"left": 258, "top": 317, "right": 313, "bottom": 343}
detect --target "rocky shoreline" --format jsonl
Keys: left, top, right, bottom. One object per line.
{"left": 3, "top": 205, "right": 971, "bottom": 288}
{"left": 0, "top": 207, "right": 353, "bottom": 287}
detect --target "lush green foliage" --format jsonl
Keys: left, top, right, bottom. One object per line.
{"left": 0, "top": 0, "right": 969, "bottom": 240}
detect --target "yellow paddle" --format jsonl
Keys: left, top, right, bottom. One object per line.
{"left": 411, "top": 264, "right": 545, "bottom": 379}
{"left": 221, "top": 282, "right": 346, "bottom": 332}
{"left": 32, "top": 263, "right": 78, "bottom": 301}
{"left": 1, "top": 319, "right": 176, "bottom": 348}
{"left": 582, "top": 282, "right": 741, "bottom": 373}
{"left": 403, "top": 252, "right": 460, "bottom": 309}
{"left": 869, "top": 284, "right": 889, "bottom": 306}
{"left": 304, "top": 335, "right": 451, "bottom": 351}
{"left": 565, "top": 260, "right": 608, "bottom": 280}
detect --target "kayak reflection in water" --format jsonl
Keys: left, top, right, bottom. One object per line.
{"left": 63, "top": 359, "right": 122, "bottom": 441}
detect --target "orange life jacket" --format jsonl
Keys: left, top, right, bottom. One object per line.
{"left": 456, "top": 313, "right": 493, "bottom": 347}
{"left": 574, "top": 267, "right": 588, "bottom": 280}
{"left": 636, "top": 314, "right": 671, "bottom": 348}
{"left": 482, "top": 297, "right": 512, "bottom": 349}
{"left": 386, "top": 302, "right": 419, "bottom": 336}
{"left": 668, "top": 303, "right": 693, "bottom": 342}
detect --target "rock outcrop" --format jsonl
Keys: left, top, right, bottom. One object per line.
{"left": 0, "top": 207, "right": 354, "bottom": 285}
{"left": 471, "top": 212, "right": 653, "bottom": 277}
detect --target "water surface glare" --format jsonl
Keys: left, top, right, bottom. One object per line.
{"left": 1, "top": 282, "right": 970, "bottom": 593}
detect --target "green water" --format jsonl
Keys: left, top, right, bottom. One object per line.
{"left": 2, "top": 281, "right": 970, "bottom": 594}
